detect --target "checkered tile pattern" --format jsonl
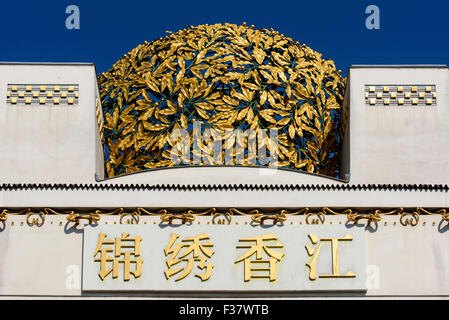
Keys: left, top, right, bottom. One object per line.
{"left": 365, "top": 85, "right": 436, "bottom": 106}
{"left": 6, "top": 84, "right": 79, "bottom": 106}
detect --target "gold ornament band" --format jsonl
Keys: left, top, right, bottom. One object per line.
{"left": 1, "top": 207, "right": 448, "bottom": 228}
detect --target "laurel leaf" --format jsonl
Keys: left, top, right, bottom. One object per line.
{"left": 288, "top": 124, "right": 295, "bottom": 139}
{"left": 260, "top": 91, "right": 268, "bottom": 105}
{"left": 142, "top": 122, "right": 169, "bottom": 131}
{"left": 253, "top": 47, "right": 266, "bottom": 65}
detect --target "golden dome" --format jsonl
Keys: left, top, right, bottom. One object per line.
{"left": 99, "top": 23, "right": 345, "bottom": 179}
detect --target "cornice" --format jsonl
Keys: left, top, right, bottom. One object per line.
{"left": 0, "top": 183, "right": 448, "bottom": 192}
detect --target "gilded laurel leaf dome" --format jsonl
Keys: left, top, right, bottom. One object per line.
{"left": 99, "top": 22, "right": 346, "bottom": 179}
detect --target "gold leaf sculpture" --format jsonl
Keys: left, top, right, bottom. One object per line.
{"left": 98, "top": 23, "right": 346, "bottom": 179}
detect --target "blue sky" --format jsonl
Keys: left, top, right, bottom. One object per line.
{"left": 0, "top": 0, "right": 447, "bottom": 76}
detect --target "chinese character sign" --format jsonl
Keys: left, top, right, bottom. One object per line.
{"left": 83, "top": 225, "right": 366, "bottom": 292}
{"left": 94, "top": 232, "right": 143, "bottom": 281}
{"left": 164, "top": 233, "right": 215, "bottom": 281}
{"left": 235, "top": 233, "right": 285, "bottom": 282}
{"left": 305, "top": 234, "right": 356, "bottom": 280}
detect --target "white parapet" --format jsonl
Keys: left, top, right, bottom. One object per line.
{"left": 0, "top": 62, "right": 103, "bottom": 184}
{"left": 345, "top": 65, "right": 449, "bottom": 185}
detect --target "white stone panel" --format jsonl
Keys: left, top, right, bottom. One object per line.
{"left": 0, "top": 63, "right": 100, "bottom": 184}
{"left": 347, "top": 66, "right": 449, "bottom": 185}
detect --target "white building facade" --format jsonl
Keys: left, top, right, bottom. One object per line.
{"left": 0, "top": 63, "right": 448, "bottom": 298}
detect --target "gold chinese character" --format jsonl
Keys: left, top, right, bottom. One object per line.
{"left": 164, "top": 233, "right": 214, "bottom": 282}
{"left": 305, "top": 234, "right": 356, "bottom": 280}
{"left": 235, "top": 233, "right": 285, "bottom": 282}
{"left": 94, "top": 233, "right": 143, "bottom": 281}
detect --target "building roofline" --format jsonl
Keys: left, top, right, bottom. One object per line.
{"left": 0, "top": 183, "right": 447, "bottom": 192}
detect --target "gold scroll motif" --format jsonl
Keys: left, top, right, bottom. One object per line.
{"left": 1, "top": 207, "right": 449, "bottom": 228}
